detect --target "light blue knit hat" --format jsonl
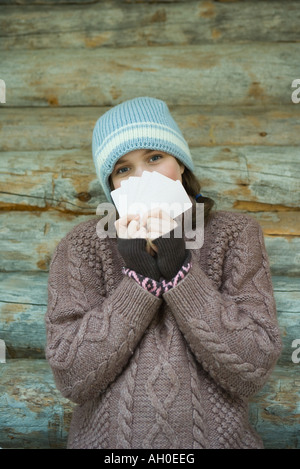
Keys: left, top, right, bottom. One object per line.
{"left": 92, "top": 97, "right": 194, "bottom": 202}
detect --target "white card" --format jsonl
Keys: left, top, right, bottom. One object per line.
{"left": 111, "top": 171, "right": 192, "bottom": 218}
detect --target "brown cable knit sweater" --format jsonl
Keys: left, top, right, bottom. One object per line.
{"left": 45, "top": 210, "right": 282, "bottom": 449}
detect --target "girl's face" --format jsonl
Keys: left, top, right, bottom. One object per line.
{"left": 110, "top": 149, "right": 185, "bottom": 190}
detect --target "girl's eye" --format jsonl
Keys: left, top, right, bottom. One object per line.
{"left": 149, "top": 154, "right": 163, "bottom": 162}
{"left": 116, "top": 167, "right": 129, "bottom": 174}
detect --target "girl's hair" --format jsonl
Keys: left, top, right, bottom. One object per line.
{"left": 180, "top": 165, "right": 214, "bottom": 223}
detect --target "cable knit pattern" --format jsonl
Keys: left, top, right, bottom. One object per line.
{"left": 186, "top": 348, "right": 207, "bottom": 449}
{"left": 45, "top": 210, "right": 282, "bottom": 449}
{"left": 116, "top": 349, "right": 139, "bottom": 449}
{"left": 143, "top": 314, "right": 180, "bottom": 449}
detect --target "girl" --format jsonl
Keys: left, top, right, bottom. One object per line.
{"left": 45, "top": 97, "right": 282, "bottom": 449}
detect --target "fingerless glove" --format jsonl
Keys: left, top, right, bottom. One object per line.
{"left": 153, "top": 229, "right": 189, "bottom": 281}
{"left": 122, "top": 251, "right": 192, "bottom": 297}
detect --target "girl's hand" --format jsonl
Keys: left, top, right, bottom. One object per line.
{"left": 145, "top": 208, "right": 188, "bottom": 281}
{"left": 115, "top": 213, "right": 161, "bottom": 280}
{"left": 141, "top": 208, "right": 178, "bottom": 240}
{"left": 115, "top": 214, "right": 147, "bottom": 239}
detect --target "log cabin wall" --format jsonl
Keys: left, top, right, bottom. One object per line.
{"left": 0, "top": 0, "right": 299, "bottom": 449}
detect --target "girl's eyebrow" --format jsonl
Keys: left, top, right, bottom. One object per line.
{"left": 114, "top": 150, "right": 157, "bottom": 168}
{"left": 114, "top": 158, "right": 129, "bottom": 168}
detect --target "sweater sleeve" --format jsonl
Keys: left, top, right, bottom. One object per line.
{"left": 163, "top": 216, "right": 282, "bottom": 398}
{"left": 45, "top": 233, "right": 162, "bottom": 405}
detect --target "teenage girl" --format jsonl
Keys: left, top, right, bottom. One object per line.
{"left": 46, "top": 97, "right": 282, "bottom": 449}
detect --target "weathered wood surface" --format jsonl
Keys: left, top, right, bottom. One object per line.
{"left": 1, "top": 106, "right": 300, "bottom": 151}
{"left": 0, "top": 359, "right": 298, "bottom": 449}
{"left": 248, "top": 366, "right": 300, "bottom": 450}
{"left": 0, "top": 359, "right": 74, "bottom": 449}
{"left": 0, "top": 211, "right": 88, "bottom": 272}
{"left": 0, "top": 211, "right": 300, "bottom": 275}
{"left": 0, "top": 272, "right": 48, "bottom": 358}
{"left": 1, "top": 146, "right": 300, "bottom": 213}
{"left": 1, "top": 0, "right": 299, "bottom": 451}
{"left": 1, "top": 44, "right": 299, "bottom": 107}
{"left": 0, "top": 272, "right": 299, "bottom": 360}
{"left": 1, "top": 1, "right": 300, "bottom": 50}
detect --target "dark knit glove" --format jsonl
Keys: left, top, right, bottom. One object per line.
{"left": 122, "top": 251, "right": 192, "bottom": 298}
{"left": 117, "top": 237, "right": 161, "bottom": 281}
{"left": 153, "top": 229, "right": 190, "bottom": 281}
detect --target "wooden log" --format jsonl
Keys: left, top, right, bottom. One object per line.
{"left": 0, "top": 271, "right": 299, "bottom": 360}
{"left": 1, "top": 146, "right": 300, "bottom": 214}
{"left": 193, "top": 145, "right": 300, "bottom": 212}
{"left": 0, "top": 148, "right": 101, "bottom": 214}
{"left": 272, "top": 276, "right": 300, "bottom": 316}
{"left": 0, "top": 107, "right": 100, "bottom": 152}
{"left": 0, "top": 359, "right": 73, "bottom": 449}
{"left": 0, "top": 211, "right": 90, "bottom": 272}
{"left": 278, "top": 313, "right": 300, "bottom": 367}
{"left": 251, "top": 212, "right": 300, "bottom": 237}
{"left": 248, "top": 366, "right": 300, "bottom": 449}
{"left": 1, "top": 1, "right": 300, "bottom": 50}
{"left": 1, "top": 106, "right": 300, "bottom": 152}
{"left": 1, "top": 44, "right": 299, "bottom": 107}
{"left": 0, "top": 359, "right": 298, "bottom": 449}
{"left": 263, "top": 236, "right": 300, "bottom": 277}
{"left": 0, "top": 272, "right": 48, "bottom": 358}
{"left": 265, "top": 236, "right": 300, "bottom": 277}
{"left": 0, "top": 211, "right": 299, "bottom": 274}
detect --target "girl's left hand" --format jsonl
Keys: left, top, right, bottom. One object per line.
{"left": 143, "top": 208, "right": 188, "bottom": 281}
{"left": 115, "top": 214, "right": 148, "bottom": 239}
{"left": 141, "top": 208, "right": 178, "bottom": 240}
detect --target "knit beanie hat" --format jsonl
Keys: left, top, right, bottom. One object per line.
{"left": 92, "top": 97, "right": 194, "bottom": 202}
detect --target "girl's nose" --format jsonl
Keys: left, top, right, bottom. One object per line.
{"left": 134, "top": 165, "right": 146, "bottom": 177}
